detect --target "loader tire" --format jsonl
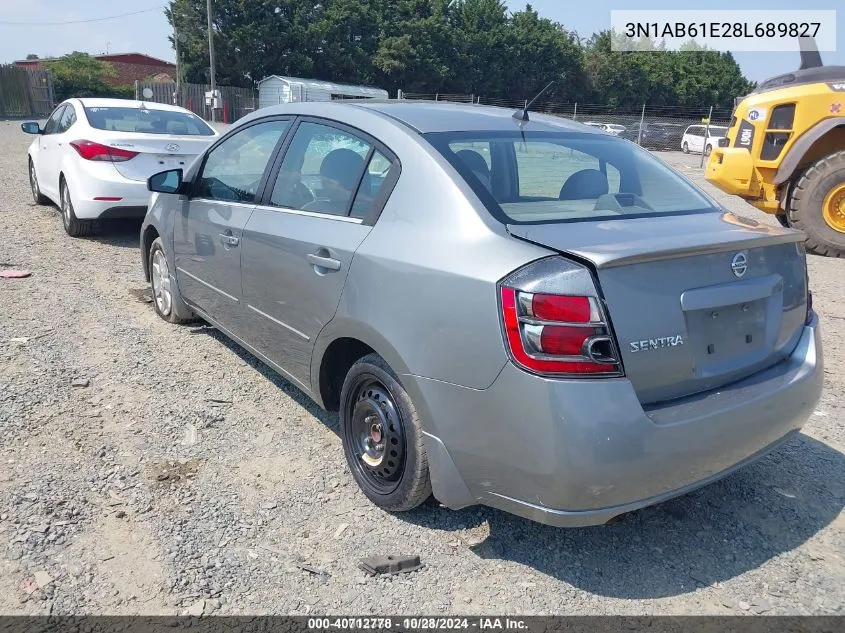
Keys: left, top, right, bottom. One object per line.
{"left": 788, "top": 150, "right": 845, "bottom": 257}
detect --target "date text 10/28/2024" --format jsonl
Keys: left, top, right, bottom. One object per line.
{"left": 623, "top": 22, "right": 821, "bottom": 39}
{"left": 307, "top": 618, "right": 528, "bottom": 631}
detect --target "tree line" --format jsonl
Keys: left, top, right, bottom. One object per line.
{"left": 167, "top": 0, "right": 756, "bottom": 111}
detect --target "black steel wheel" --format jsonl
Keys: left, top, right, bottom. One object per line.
{"left": 339, "top": 354, "right": 431, "bottom": 511}
{"left": 345, "top": 377, "right": 406, "bottom": 494}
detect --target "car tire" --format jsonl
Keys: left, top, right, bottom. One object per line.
{"left": 29, "top": 158, "right": 49, "bottom": 205}
{"left": 704, "top": 144, "right": 712, "bottom": 157}
{"left": 339, "top": 353, "right": 432, "bottom": 512}
{"left": 682, "top": 142, "right": 689, "bottom": 154}
{"left": 60, "top": 178, "right": 93, "bottom": 238}
{"left": 148, "top": 237, "right": 192, "bottom": 324}
{"left": 788, "top": 150, "right": 845, "bottom": 257}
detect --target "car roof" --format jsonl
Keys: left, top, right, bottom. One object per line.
{"left": 73, "top": 98, "right": 194, "bottom": 113}
{"left": 350, "top": 100, "right": 598, "bottom": 134}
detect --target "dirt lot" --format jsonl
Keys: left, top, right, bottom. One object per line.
{"left": 1, "top": 120, "right": 843, "bottom": 616}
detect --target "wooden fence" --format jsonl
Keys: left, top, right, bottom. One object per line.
{"left": 0, "top": 66, "right": 55, "bottom": 118}
{"left": 135, "top": 81, "right": 257, "bottom": 123}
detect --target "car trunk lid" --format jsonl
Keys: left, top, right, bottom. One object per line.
{"left": 88, "top": 134, "right": 211, "bottom": 182}
{"left": 507, "top": 212, "right": 808, "bottom": 404}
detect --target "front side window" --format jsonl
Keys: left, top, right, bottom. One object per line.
{"left": 83, "top": 106, "right": 215, "bottom": 136}
{"left": 196, "top": 120, "right": 290, "bottom": 203}
{"left": 426, "top": 131, "right": 718, "bottom": 224}
{"left": 269, "top": 122, "right": 372, "bottom": 216}
{"left": 43, "top": 105, "right": 66, "bottom": 135}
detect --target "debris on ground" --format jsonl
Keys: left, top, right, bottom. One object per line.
{"left": 182, "top": 598, "right": 205, "bottom": 617}
{"left": 296, "top": 564, "right": 330, "bottom": 578}
{"left": 0, "top": 269, "right": 31, "bottom": 279}
{"left": 71, "top": 378, "right": 90, "bottom": 388}
{"left": 333, "top": 523, "right": 349, "bottom": 539}
{"left": 33, "top": 571, "right": 53, "bottom": 589}
{"left": 181, "top": 423, "right": 199, "bottom": 446}
{"left": 128, "top": 288, "right": 153, "bottom": 304}
{"left": 359, "top": 554, "right": 424, "bottom": 576}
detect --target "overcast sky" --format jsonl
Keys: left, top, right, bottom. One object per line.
{"left": 0, "top": 0, "right": 842, "bottom": 82}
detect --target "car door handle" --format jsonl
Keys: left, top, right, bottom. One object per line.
{"left": 307, "top": 253, "right": 341, "bottom": 272}
{"left": 219, "top": 233, "right": 239, "bottom": 247}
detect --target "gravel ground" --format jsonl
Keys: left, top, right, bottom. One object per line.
{"left": 0, "top": 120, "right": 843, "bottom": 616}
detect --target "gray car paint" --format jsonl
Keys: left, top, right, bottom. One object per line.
{"left": 241, "top": 207, "right": 373, "bottom": 387}
{"left": 172, "top": 197, "right": 254, "bottom": 333}
{"left": 141, "top": 100, "right": 823, "bottom": 527}
{"left": 507, "top": 213, "right": 808, "bottom": 403}
{"left": 405, "top": 315, "right": 821, "bottom": 525}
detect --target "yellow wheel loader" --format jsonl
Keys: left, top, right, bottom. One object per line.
{"left": 706, "top": 39, "right": 845, "bottom": 256}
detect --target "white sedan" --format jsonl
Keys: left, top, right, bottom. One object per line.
{"left": 22, "top": 98, "right": 218, "bottom": 237}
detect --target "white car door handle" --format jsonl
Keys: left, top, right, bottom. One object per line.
{"left": 219, "top": 233, "right": 239, "bottom": 247}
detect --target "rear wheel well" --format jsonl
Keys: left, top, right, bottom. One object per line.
{"left": 141, "top": 226, "right": 160, "bottom": 281}
{"left": 319, "top": 338, "right": 376, "bottom": 411}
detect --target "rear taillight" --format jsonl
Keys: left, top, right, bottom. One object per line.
{"left": 70, "top": 140, "right": 138, "bottom": 162}
{"left": 500, "top": 286, "right": 622, "bottom": 377}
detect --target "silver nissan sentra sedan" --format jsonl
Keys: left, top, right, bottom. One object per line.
{"left": 139, "top": 101, "right": 822, "bottom": 527}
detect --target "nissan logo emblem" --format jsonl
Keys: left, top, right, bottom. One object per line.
{"left": 165, "top": 143, "right": 180, "bottom": 153}
{"left": 731, "top": 252, "right": 748, "bottom": 278}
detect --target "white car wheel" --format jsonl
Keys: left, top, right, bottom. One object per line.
{"left": 60, "top": 179, "right": 93, "bottom": 238}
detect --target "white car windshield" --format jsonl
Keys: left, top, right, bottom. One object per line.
{"left": 426, "top": 130, "right": 718, "bottom": 224}
{"left": 83, "top": 106, "right": 215, "bottom": 136}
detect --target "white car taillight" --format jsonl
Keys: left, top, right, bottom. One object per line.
{"left": 70, "top": 140, "right": 138, "bottom": 162}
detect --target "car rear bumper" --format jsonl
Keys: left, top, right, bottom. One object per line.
{"left": 66, "top": 163, "right": 150, "bottom": 219}
{"left": 408, "top": 315, "right": 822, "bottom": 527}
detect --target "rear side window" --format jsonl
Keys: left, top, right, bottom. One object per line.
{"left": 43, "top": 105, "right": 66, "bottom": 135}
{"left": 196, "top": 120, "right": 290, "bottom": 202}
{"left": 84, "top": 106, "right": 215, "bottom": 136}
{"left": 269, "top": 121, "right": 372, "bottom": 216}
{"left": 350, "top": 150, "right": 395, "bottom": 218}
{"left": 426, "top": 130, "right": 717, "bottom": 224}
{"left": 57, "top": 105, "right": 77, "bottom": 133}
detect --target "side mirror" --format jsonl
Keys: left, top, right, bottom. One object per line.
{"left": 148, "top": 169, "right": 184, "bottom": 194}
{"left": 21, "top": 122, "right": 41, "bottom": 135}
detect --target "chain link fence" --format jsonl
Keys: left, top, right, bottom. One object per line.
{"left": 399, "top": 91, "right": 733, "bottom": 155}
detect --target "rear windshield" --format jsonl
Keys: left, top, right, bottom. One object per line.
{"left": 425, "top": 130, "right": 718, "bottom": 224}
{"left": 83, "top": 106, "right": 215, "bottom": 136}
{"left": 708, "top": 126, "right": 728, "bottom": 135}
